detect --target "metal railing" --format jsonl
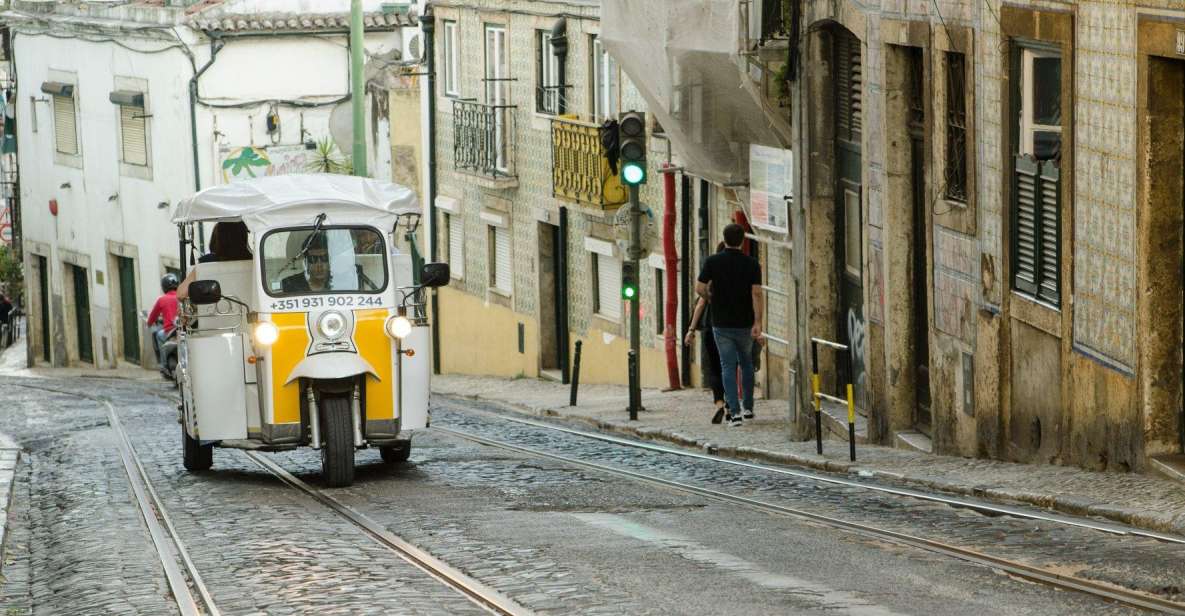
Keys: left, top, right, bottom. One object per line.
{"left": 550, "top": 116, "right": 629, "bottom": 209}
{"left": 452, "top": 99, "right": 516, "bottom": 179}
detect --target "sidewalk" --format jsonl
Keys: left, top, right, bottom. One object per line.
{"left": 0, "top": 338, "right": 29, "bottom": 569}
{"left": 433, "top": 374, "right": 1185, "bottom": 536}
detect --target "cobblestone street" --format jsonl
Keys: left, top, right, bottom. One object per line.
{"left": 0, "top": 372, "right": 1178, "bottom": 614}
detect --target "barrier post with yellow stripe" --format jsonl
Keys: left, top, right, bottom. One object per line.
{"left": 811, "top": 339, "right": 822, "bottom": 455}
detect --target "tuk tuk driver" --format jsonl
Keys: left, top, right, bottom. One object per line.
{"left": 282, "top": 232, "right": 331, "bottom": 294}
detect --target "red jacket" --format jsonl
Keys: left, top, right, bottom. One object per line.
{"left": 148, "top": 290, "right": 179, "bottom": 334}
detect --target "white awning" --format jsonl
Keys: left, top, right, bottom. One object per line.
{"left": 173, "top": 174, "right": 420, "bottom": 232}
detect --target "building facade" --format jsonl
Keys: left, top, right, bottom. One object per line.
{"left": 5, "top": 0, "right": 413, "bottom": 369}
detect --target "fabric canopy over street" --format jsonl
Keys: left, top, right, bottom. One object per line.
{"left": 173, "top": 174, "right": 420, "bottom": 232}
{"left": 600, "top": 0, "right": 791, "bottom": 184}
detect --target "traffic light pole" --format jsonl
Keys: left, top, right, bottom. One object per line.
{"left": 628, "top": 183, "right": 642, "bottom": 421}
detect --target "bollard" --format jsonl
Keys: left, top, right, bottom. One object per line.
{"left": 846, "top": 348, "right": 856, "bottom": 462}
{"left": 570, "top": 340, "right": 583, "bottom": 407}
{"left": 628, "top": 350, "right": 639, "bottom": 421}
{"left": 811, "top": 339, "right": 822, "bottom": 455}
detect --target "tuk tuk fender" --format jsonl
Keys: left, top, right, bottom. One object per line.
{"left": 284, "top": 352, "right": 379, "bottom": 385}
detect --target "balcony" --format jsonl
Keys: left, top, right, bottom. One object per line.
{"left": 550, "top": 116, "right": 628, "bottom": 210}
{"left": 452, "top": 99, "right": 517, "bottom": 184}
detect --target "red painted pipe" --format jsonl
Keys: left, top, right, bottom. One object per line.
{"left": 663, "top": 164, "right": 680, "bottom": 390}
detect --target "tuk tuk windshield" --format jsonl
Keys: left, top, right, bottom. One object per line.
{"left": 261, "top": 227, "right": 387, "bottom": 296}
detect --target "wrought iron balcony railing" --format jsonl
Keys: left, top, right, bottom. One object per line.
{"left": 452, "top": 99, "right": 516, "bottom": 179}
{"left": 550, "top": 116, "right": 628, "bottom": 210}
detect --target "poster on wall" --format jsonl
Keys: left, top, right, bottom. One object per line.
{"left": 748, "top": 144, "right": 793, "bottom": 234}
{"left": 220, "top": 145, "right": 315, "bottom": 184}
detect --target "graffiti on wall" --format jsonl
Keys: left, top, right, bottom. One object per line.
{"left": 220, "top": 145, "right": 315, "bottom": 184}
{"left": 847, "top": 308, "right": 868, "bottom": 409}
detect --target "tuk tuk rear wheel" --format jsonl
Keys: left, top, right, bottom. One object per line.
{"left": 320, "top": 396, "right": 355, "bottom": 487}
{"left": 182, "top": 424, "right": 213, "bottom": 471}
{"left": 380, "top": 440, "right": 411, "bottom": 464}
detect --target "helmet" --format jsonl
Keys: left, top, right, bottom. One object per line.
{"left": 161, "top": 273, "right": 180, "bottom": 293}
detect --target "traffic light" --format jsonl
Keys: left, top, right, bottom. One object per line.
{"left": 621, "top": 260, "right": 639, "bottom": 300}
{"left": 618, "top": 111, "right": 647, "bottom": 185}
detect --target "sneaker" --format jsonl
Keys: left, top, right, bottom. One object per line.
{"left": 742, "top": 409, "right": 755, "bottom": 420}
{"left": 711, "top": 407, "right": 726, "bottom": 424}
{"left": 728, "top": 413, "right": 743, "bottom": 427}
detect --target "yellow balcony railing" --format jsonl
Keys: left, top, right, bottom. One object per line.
{"left": 550, "top": 116, "right": 628, "bottom": 210}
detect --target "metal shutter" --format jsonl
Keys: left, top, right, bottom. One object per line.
{"left": 53, "top": 94, "right": 77, "bottom": 155}
{"left": 494, "top": 226, "right": 511, "bottom": 292}
{"left": 448, "top": 213, "right": 464, "bottom": 276}
{"left": 1011, "top": 155, "right": 1060, "bottom": 305}
{"left": 596, "top": 253, "right": 621, "bottom": 320}
{"left": 119, "top": 104, "right": 148, "bottom": 166}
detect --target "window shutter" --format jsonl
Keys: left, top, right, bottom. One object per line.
{"left": 120, "top": 104, "right": 148, "bottom": 166}
{"left": 1012, "top": 155, "right": 1040, "bottom": 296}
{"left": 1037, "top": 161, "right": 1060, "bottom": 304}
{"left": 448, "top": 213, "right": 464, "bottom": 276}
{"left": 597, "top": 253, "right": 622, "bottom": 320}
{"left": 834, "top": 31, "right": 861, "bottom": 141}
{"left": 53, "top": 94, "right": 77, "bottom": 155}
{"left": 495, "top": 226, "right": 511, "bottom": 292}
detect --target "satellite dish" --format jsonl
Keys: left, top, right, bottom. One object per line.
{"left": 329, "top": 102, "right": 353, "bottom": 154}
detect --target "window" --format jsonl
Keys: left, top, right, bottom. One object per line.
{"left": 655, "top": 268, "right": 665, "bottom": 335}
{"left": 488, "top": 225, "right": 511, "bottom": 293}
{"left": 443, "top": 20, "right": 460, "bottom": 97}
{"left": 591, "top": 35, "right": 620, "bottom": 122}
{"left": 592, "top": 252, "right": 621, "bottom": 320}
{"left": 445, "top": 212, "right": 464, "bottom": 278}
{"left": 260, "top": 227, "right": 387, "bottom": 297}
{"left": 52, "top": 93, "right": 78, "bottom": 155}
{"left": 944, "top": 52, "right": 967, "bottom": 202}
{"left": 1010, "top": 47, "right": 1062, "bottom": 307}
{"left": 536, "top": 30, "right": 562, "bottom": 115}
{"left": 118, "top": 100, "right": 148, "bottom": 167}
{"left": 484, "top": 24, "right": 510, "bottom": 172}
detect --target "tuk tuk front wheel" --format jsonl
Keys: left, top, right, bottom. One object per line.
{"left": 320, "top": 396, "right": 355, "bottom": 487}
{"left": 380, "top": 440, "right": 411, "bottom": 464}
{"left": 182, "top": 424, "right": 213, "bottom": 471}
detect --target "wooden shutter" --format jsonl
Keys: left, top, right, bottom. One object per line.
{"left": 834, "top": 30, "right": 862, "bottom": 142}
{"left": 494, "top": 226, "right": 511, "bottom": 292}
{"left": 120, "top": 104, "right": 148, "bottom": 166}
{"left": 53, "top": 94, "right": 77, "bottom": 155}
{"left": 448, "top": 213, "right": 464, "bottom": 276}
{"left": 1011, "top": 155, "right": 1060, "bottom": 305}
{"left": 596, "top": 253, "right": 621, "bottom": 320}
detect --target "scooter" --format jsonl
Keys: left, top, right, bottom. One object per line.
{"left": 150, "top": 318, "right": 180, "bottom": 384}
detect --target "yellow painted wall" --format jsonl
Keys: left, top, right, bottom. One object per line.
{"left": 571, "top": 328, "right": 672, "bottom": 389}
{"left": 437, "top": 286, "right": 539, "bottom": 378}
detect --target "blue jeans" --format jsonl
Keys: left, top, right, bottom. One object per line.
{"left": 713, "top": 327, "right": 755, "bottom": 415}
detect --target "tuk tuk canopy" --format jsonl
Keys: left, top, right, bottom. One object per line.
{"left": 173, "top": 174, "right": 421, "bottom": 233}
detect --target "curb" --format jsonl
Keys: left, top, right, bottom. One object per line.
{"left": 0, "top": 442, "right": 21, "bottom": 576}
{"left": 440, "top": 391, "right": 1185, "bottom": 537}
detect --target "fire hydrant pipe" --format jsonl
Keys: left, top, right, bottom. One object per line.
{"left": 663, "top": 164, "right": 681, "bottom": 390}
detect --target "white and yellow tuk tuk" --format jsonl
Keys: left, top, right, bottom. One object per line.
{"left": 172, "top": 174, "right": 447, "bottom": 487}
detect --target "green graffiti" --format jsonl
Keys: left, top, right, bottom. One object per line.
{"left": 222, "top": 148, "right": 271, "bottom": 178}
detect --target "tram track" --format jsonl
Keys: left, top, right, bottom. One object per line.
{"left": 433, "top": 421, "right": 1185, "bottom": 615}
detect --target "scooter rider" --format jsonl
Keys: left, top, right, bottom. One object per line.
{"left": 148, "top": 273, "right": 180, "bottom": 372}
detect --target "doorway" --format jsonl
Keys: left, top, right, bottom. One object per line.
{"left": 35, "top": 255, "right": 49, "bottom": 363}
{"left": 538, "top": 222, "right": 562, "bottom": 378}
{"left": 115, "top": 256, "right": 139, "bottom": 364}
{"left": 833, "top": 27, "right": 865, "bottom": 407}
{"left": 906, "top": 47, "right": 932, "bottom": 435}
{"left": 68, "top": 264, "right": 92, "bottom": 364}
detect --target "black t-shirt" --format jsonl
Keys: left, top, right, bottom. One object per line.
{"left": 697, "top": 249, "right": 762, "bottom": 328}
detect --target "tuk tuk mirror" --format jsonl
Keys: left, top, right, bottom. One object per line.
{"left": 189, "top": 280, "right": 223, "bottom": 305}
{"left": 421, "top": 262, "right": 450, "bottom": 288}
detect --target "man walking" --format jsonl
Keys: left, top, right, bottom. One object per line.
{"left": 696, "top": 223, "right": 763, "bottom": 426}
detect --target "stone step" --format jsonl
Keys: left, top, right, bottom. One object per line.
{"left": 894, "top": 430, "right": 934, "bottom": 454}
{"left": 817, "top": 397, "right": 868, "bottom": 444}
{"left": 1149, "top": 454, "right": 1185, "bottom": 485}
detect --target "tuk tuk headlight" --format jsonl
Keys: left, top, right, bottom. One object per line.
{"left": 317, "top": 311, "right": 347, "bottom": 340}
{"left": 386, "top": 315, "right": 412, "bottom": 339}
{"left": 254, "top": 321, "right": 280, "bottom": 347}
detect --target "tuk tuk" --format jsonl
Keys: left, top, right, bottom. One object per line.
{"left": 172, "top": 174, "right": 448, "bottom": 487}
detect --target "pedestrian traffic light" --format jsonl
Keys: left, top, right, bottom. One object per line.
{"left": 621, "top": 260, "right": 639, "bottom": 300}
{"left": 618, "top": 111, "right": 647, "bottom": 186}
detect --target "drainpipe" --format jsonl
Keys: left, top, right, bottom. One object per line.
{"left": 350, "top": 0, "right": 367, "bottom": 177}
{"left": 550, "top": 18, "right": 568, "bottom": 115}
{"left": 663, "top": 165, "right": 680, "bottom": 390}
{"left": 189, "top": 36, "right": 224, "bottom": 252}
{"left": 680, "top": 173, "right": 691, "bottom": 386}
{"left": 558, "top": 206, "right": 570, "bottom": 383}
{"left": 422, "top": 6, "right": 441, "bottom": 374}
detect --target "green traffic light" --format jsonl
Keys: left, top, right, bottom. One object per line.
{"left": 622, "top": 285, "right": 637, "bottom": 300}
{"left": 621, "top": 162, "right": 645, "bottom": 185}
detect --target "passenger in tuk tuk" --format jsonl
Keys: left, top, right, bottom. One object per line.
{"left": 177, "top": 222, "right": 253, "bottom": 301}
{"left": 281, "top": 232, "right": 331, "bottom": 294}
